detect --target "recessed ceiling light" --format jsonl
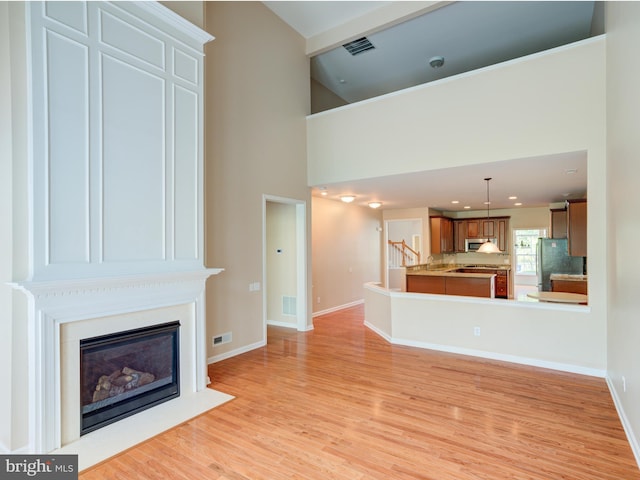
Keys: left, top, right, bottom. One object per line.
{"left": 464, "top": 206, "right": 471, "bottom": 209}
{"left": 514, "top": 202, "right": 522, "bottom": 206}
{"left": 508, "top": 196, "right": 517, "bottom": 200}
{"left": 451, "top": 200, "right": 459, "bottom": 204}
{"left": 368, "top": 202, "right": 382, "bottom": 209}
{"left": 340, "top": 195, "right": 356, "bottom": 203}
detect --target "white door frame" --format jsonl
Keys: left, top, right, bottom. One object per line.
{"left": 384, "top": 217, "right": 423, "bottom": 289}
{"left": 262, "top": 195, "right": 309, "bottom": 338}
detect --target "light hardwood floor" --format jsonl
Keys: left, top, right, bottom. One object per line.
{"left": 80, "top": 305, "right": 640, "bottom": 479}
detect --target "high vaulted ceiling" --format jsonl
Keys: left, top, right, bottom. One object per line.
{"left": 262, "top": 1, "right": 599, "bottom": 212}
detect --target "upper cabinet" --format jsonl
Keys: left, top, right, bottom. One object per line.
{"left": 567, "top": 200, "right": 587, "bottom": 257}
{"left": 27, "top": 1, "right": 214, "bottom": 280}
{"left": 430, "top": 217, "right": 454, "bottom": 254}
{"left": 550, "top": 208, "right": 568, "bottom": 239}
{"left": 450, "top": 216, "right": 510, "bottom": 253}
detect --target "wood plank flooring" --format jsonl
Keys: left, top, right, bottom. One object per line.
{"left": 80, "top": 305, "right": 640, "bottom": 479}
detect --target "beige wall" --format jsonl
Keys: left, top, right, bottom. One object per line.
{"left": 606, "top": 1, "right": 640, "bottom": 460}
{"left": 311, "top": 78, "right": 348, "bottom": 114}
{"left": 203, "top": 2, "right": 310, "bottom": 359}
{"left": 161, "top": 1, "right": 203, "bottom": 29}
{"left": 312, "top": 197, "right": 383, "bottom": 313}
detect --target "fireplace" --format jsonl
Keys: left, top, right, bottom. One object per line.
{"left": 80, "top": 321, "right": 180, "bottom": 435}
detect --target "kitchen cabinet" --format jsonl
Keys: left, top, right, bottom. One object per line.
{"left": 481, "top": 219, "right": 495, "bottom": 238}
{"left": 495, "top": 218, "right": 509, "bottom": 252}
{"left": 454, "top": 220, "right": 467, "bottom": 252}
{"left": 567, "top": 200, "right": 587, "bottom": 257}
{"left": 551, "top": 279, "right": 587, "bottom": 295}
{"left": 452, "top": 216, "right": 510, "bottom": 253}
{"left": 458, "top": 268, "right": 509, "bottom": 298}
{"left": 406, "top": 272, "right": 494, "bottom": 298}
{"left": 550, "top": 208, "right": 568, "bottom": 239}
{"left": 430, "top": 216, "right": 454, "bottom": 254}
{"left": 466, "top": 220, "right": 481, "bottom": 238}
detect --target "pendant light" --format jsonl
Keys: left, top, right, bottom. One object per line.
{"left": 477, "top": 177, "right": 501, "bottom": 254}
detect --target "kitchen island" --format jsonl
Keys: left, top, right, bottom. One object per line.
{"left": 406, "top": 265, "right": 505, "bottom": 298}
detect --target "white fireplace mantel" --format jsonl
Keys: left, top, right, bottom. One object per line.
{"left": 12, "top": 268, "right": 224, "bottom": 457}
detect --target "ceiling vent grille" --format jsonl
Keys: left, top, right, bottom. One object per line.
{"left": 343, "top": 37, "right": 375, "bottom": 56}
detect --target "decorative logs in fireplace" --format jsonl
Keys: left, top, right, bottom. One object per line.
{"left": 92, "top": 367, "right": 156, "bottom": 403}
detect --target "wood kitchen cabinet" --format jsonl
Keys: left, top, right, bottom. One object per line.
{"left": 454, "top": 220, "right": 467, "bottom": 252}
{"left": 452, "top": 216, "right": 510, "bottom": 253}
{"left": 430, "top": 216, "right": 454, "bottom": 254}
{"left": 551, "top": 279, "right": 587, "bottom": 295}
{"left": 495, "top": 218, "right": 509, "bottom": 252}
{"left": 459, "top": 268, "right": 509, "bottom": 298}
{"left": 550, "top": 208, "right": 568, "bottom": 239}
{"left": 567, "top": 200, "right": 587, "bottom": 257}
{"left": 466, "top": 220, "right": 481, "bottom": 238}
{"left": 481, "top": 219, "right": 495, "bottom": 238}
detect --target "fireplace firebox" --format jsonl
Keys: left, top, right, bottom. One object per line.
{"left": 80, "top": 321, "right": 180, "bottom": 435}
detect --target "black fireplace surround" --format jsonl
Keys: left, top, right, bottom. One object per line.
{"left": 80, "top": 321, "right": 180, "bottom": 435}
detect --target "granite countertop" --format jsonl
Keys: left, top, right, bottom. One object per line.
{"left": 406, "top": 269, "right": 495, "bottom": 279}
{"left": 407, "top": 264, "right": 511, "bottom": 273}
{"left": 550, "top": 274, "right": 588, "bottom": 281}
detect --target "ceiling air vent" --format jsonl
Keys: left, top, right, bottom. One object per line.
{"left": 343, "top": 37, "right": 375, "bottom": 56}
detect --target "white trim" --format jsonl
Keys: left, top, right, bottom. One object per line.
{"left": 208, "top": 340, "right": 266, "bottom": 364}
{"left": 262, "top": 195, "right": 310, "bottom": 334}
{"left": 364, "top": 320, "right": 392, "bottom": 343}
{"left": 267, "top": 320, "right": 298, "bottom": 329}
{"left": 124, "top": 2, "right": 214, "bottom": 47}
{"left": 606, "top": 376, "right": 640, "bottom": 469}
{"left": 313, "top": 299, "right": 364, "bottom": 317}
{"left": 388, "top": 335, "right": 605, "bottom": 377}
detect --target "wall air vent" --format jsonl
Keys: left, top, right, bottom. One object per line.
{"left": 343, "top": 37, "right": 375, "bottom": 56}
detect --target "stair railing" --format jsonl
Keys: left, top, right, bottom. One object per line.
{"left": 388, "top": 240, "right": 421, "bottom": 267}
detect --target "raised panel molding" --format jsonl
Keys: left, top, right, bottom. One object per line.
{"left": 28, "top": 1, "right": 213, "bottom": 280}
{"left": 173, "top": 48, "right": 198, "bottom": 85}
{"left": 45, "top": 30, "right": 90, "bottom": 265}
{"left": 99, "top": 9, "right": 165, "bottom": 70}
{"left": 44, "top": 1, "right": 88, "bottom": 36}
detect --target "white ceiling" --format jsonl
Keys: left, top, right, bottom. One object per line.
{"left": 314, "top": 151, "right": 587, "bottom": 212}
{"left": 262, "top": 1, "right": 595, "bottom": 212}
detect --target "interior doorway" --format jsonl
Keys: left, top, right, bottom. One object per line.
{"left": 385, "top": 218, "right": 423, "bottom": 290}
{"left": 263, "top": 195, "right": 309, "bottom": 339}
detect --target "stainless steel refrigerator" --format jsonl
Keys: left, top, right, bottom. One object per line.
{"left": 536, "top": 238, "right": 583, "bottom": 291}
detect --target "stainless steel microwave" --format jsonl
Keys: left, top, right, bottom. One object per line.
{"left": 465, "top": 238, "right": 496, "bottom": 252}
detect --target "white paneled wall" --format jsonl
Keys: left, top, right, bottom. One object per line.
{"left": 28, "top": 1, "right": 212, "bottom": 280}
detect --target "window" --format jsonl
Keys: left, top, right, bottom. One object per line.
{"left": 514, "top": 229, "right": 547, "bottom": 275}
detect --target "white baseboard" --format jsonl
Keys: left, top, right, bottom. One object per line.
{"left": 266, "top": 320, "right": 298, "bottom": 328}
{"left": 606, "top": 375, "right": 640, "bottom": 469}
{"left": 393, "top": 336, "right": 606, "bottom": 377}
{"left": 313, "top": 299, "right": 363, "bottom": 318}
{"left": 362, "top": 323, "right": 605, "bottom": 378}
{"left": 364, "top": 321, "right": 392, "bottom": 343}
{"left": 207, "top": 339, "right": 265, "bottom": 364}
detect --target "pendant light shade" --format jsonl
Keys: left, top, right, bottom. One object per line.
{"left": 478, "top": 177, "right": 501, "bottom": 254}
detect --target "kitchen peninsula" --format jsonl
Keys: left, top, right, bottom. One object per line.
{"left": 406, "top": 264, "right": 511, "bottom": 299}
